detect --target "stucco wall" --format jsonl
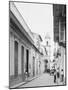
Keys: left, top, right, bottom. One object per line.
{"left": 10, "top": 26, "right": 32, "bottom": 76}
{"left": 10, "top": 32, "right": 14, "bottom": 76}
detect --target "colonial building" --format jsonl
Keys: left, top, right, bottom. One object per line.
{"left": 9, "top": 2, "right": 35, "bottom": 87}
{"left": 9, "top": 2, "right": 44, "bottom": 88}
{"left": 32, "top": 32, "right": 43, "bottom": 75}
{"left": 53, "top": 4, "right": 66, "bottom": 83}
{"left": 40, "top": 33, "right": 52, "bottom": 72}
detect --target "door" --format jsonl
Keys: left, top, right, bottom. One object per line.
{"left": 26, "top": 50, "right": 29, "bottom": 75}
{"left": 21, "top": 46, "right": 24, "bottom": 80}
{"left": 14, "top": 41, "right": 18, "bottom": 77}
{"left": 33, "top": 57, "right": 35, "bottom": 76}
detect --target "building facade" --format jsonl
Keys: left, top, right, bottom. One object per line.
{"left": 53, "top": 4, "right": 66, "bottom": 83}
{"left": 9, "top": 2, "right": 44, "bottom": 88}
{"left": 32, "top": 32, "right": 43, "bottom": 75}
{"left": 9, "top": 2, "right": 35, "bottom": 87}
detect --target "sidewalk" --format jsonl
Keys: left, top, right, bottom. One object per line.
{"left": 10, "top": 73, "right": 42, "bottom": 89}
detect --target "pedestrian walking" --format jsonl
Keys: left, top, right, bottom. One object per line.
{"left": 54, "top": 70, "right": 56, "bottom": 83}
{"left": 61, "top": 69, "right": 64, "bottom": 82}
{"left": 25, "top": 72, "right": 28, "bottom": 81}
{"left": 56, "top": 68, "right": 60, "bottom": 84}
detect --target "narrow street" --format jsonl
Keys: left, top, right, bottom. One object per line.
{"left": 9, "top": 2, "right": 66, "bottom": 89}
{"left": 19, "top": 73, "right": 57, "bottom": 88}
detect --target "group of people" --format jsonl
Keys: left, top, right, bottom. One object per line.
{"left": 54, "top": 69, "right": 64, "bottom": 84}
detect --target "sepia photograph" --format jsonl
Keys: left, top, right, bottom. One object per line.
{"left": 9, "top": 1, "right": 66, "bottom": 89}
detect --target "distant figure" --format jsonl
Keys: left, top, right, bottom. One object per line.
{"left": 61, "top": 69, "right": 64, "bottom": 82}
{"left": 57, "top": 70, "right": 60, "bottom": 78}
{"left": 57, "top": 68, "right": 60, "bottom": 84}
{"left": 54, "top": 70, "right": 56, "bottom": 83}
{"left": 25, "top": 72, "right": 28, "bottom": 81}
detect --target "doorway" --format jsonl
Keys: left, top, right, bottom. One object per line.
{"left": 33, "top": 56, "right": 35, "bottom": 76}
{"left": 26, "top": 49, "right": 29, "bottom": 75}
{"left": 21, "top": 46, "right": 24, "bottom": 80}
{"left": 14, "top": 41, "right": 18, "bottom": 77}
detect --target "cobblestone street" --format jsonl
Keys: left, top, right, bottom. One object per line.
{"left": 18, "top": 73, "right": 59, "bottom": 88}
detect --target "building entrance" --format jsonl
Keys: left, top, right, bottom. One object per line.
{"left": 14, "top": 41, "right": 18, "bottom": 77}
{"left": 26, "top": 50, "right": 29, "bottom": 76}
{"left": 21, "top": 46, "right": 24, "bottom": 80}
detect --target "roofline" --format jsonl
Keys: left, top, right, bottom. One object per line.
{"left": 9, "top": 2, "right": 34, "bottom": 41}
{"left": 10, "top": 10, "right": 34, "bottom": 45}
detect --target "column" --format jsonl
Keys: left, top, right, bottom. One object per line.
{"left": 18, "top": 42, "right": 21, "bottom": 75}
{"left": 10, "top": 33, "right": 14, "bottom": 76}
{"left": 24, "top": 47, "right": 26, "bottom": 73}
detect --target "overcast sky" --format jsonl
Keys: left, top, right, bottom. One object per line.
{"left": 14, "top": 2, "right": 53, "bottom": 42}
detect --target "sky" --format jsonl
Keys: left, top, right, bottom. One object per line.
{"left": 14, "top": 2, "right": 54, "bottom": 42}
